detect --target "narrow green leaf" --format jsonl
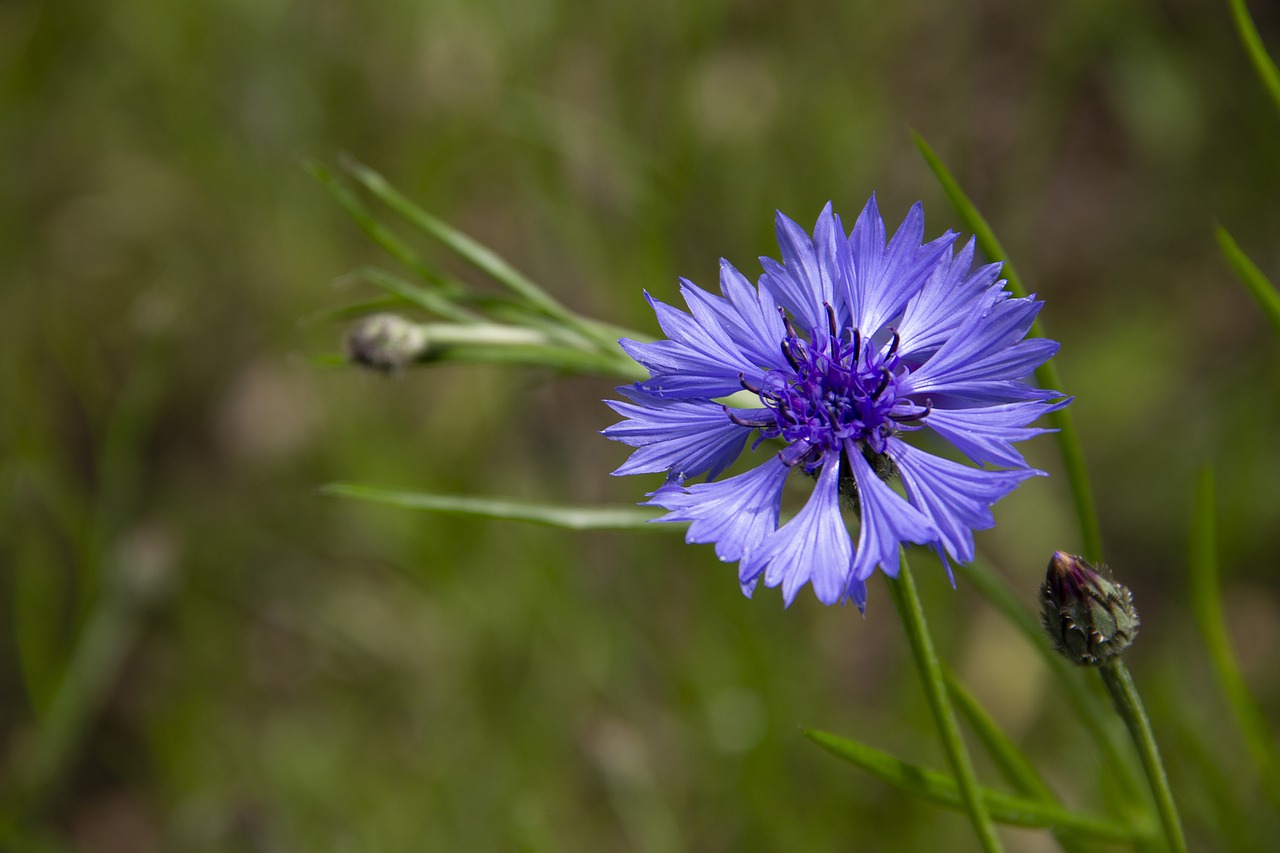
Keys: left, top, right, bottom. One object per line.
{"left": 340, "top": 158, "right": 618, "bottom": 350}
{"left": 304, "top": 160, "right": 475, "bottom": 324}
{"left": 803, "top": 730, "right": 1145, "bottom": 843}
{"left": 320, "top": 483, "right": 666, "bottom": 530}
{"left": 946, "top": 672, "right": 1052, "bottom": 800}
{"left": 18, "top": 561, "right": 166, "bottom": 813}
{"left": 946, "top": 674, "right": 1092, "bottom": 853}
{"left": 1189, "top": 466, "right": 1280, "bottom": 807}
{"left": 346, "top": 266, "right": 482, "bottom": 324}
{"left": 342, "top": 157, "right": 557, "bottom": 312}
{"left": 914, "top": 132, "right": 1102, "bottom": 565}
{"left": 420, "top": 342, "right": 645, "bottom": 376}
{"left": 14, "top": 533, "right": 70, "bottom": 718}
{"left": 298, "top": 295, "right": 413, "bottom": 326}
{"left": 1230, "top": 0, "right": 1280, "bottom": 118}
{"left": 1216, "top": 226, "right": 1280, "bottom": 339}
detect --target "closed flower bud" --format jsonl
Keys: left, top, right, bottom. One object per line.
{"left": 345, "top": 313, "right": 429, "bottom": 372}
{"left": 1039, "top": 551, "right": 1139, "bottom": 666}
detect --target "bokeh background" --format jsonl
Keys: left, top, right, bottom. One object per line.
{"left": 3, "top": 0, "right": 1279, "bottom": 850}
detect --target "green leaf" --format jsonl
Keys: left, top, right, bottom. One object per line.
{"left": 945, "top": 672, "right": 1052, "bottom": 800}
{"left": 320, "top": 483, "right": 666, "bottom": 530}
{"left": 420, "top": 342, "right": 644, "bottom": 376}
{"left": 914, "top": 132, "right": 1102, "bottom": 565}
{"left": 1189, "top": 466, "right": 1280, "bottom": 808}
{"left": 946, "top": 674, "right": 1093, "bottom": 853}
{"left": 341, "top": 158, "right": 562, "bottom": 315}
{"left": 14, "top": 529, "right": 70, "bottom": 719}
{"left": 339, "top": 158, "right": 618, "bottom": 351}
{"left": 1216, "top": 226, "right": 1280, "bottom": 339}
{"left": 303, "top": 160, "right": 475, "bottom": 325}
{"left": 1229, "top": 0, "right": 1280, "bottom": 118}
{"left": 345, "top": 266, "right": 482, "bottom": 324}
{"left": 803, "top": 730, "right": 1146, "bottom": 843}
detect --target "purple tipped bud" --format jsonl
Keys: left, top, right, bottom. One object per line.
{"left": 1039, "top": 551, "right": 1139, "bottom": 666}
{"left": 345, "top": 313, "right": 429, "bottom": 372}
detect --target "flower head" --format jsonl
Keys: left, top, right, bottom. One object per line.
{"left": 603, "top": 198, "right": 1067, "bottom": 609}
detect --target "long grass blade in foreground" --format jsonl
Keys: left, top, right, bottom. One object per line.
{"left": 1188, "top": 467, "right": 1280, "bottom": 807}
{"left": 913, "top": 133, "right": 1102, "bottom": 566}
{"left": 1215, "top": 226, "right": 1280, "bottom": 339}
{"left": 1229, "top": 0, "right": 1280, "bottom": 117}
{"left": 320, "top": 483, "right": 663, "bottom": 530}
{"left": 802, "top": 730, "right": 1149, "bottom": 844}
{"left": 885, "top": 558, "right": 1003, "bottom": 852}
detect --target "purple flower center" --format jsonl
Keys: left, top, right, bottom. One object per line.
{"left": 734, "top": 307, "right": 929, "bottom": 473}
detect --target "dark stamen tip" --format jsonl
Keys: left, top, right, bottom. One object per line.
{"left": 780, "top": 340, "right": 800, "bottom": 371}
{"left": 824, "top": 302, "right": 839, "bottom": 340}
{"left": 873, "top": 367, "right": 892, "bottom": 398}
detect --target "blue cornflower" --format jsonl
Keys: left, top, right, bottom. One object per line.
{"left": 603, "top": 198, "right": 1067, "bottom": 609}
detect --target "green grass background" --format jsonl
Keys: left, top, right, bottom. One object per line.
{"left": 2, "top": 0, "right": 1279, "bottom": 849}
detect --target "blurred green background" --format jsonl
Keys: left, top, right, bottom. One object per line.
{"left": 3, "top": 0, "right": 1279, "bottom": 849}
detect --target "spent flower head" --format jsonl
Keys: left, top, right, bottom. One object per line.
{"left": 603, "top": 198, "right": 1067, "bottom": 609}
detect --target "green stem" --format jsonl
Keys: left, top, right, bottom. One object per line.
{"left": 1188, "top": 466, "right": 1280, "bottom": 807}
{"left": 1229, "top": 0, "right": 1280, "bottom": 119}
{"left": 1098, "top": 659, "right": 1187, "bottom": 853}
{"left": 913, "top": 133, "right": 1103, "bottom": 562}
{"left": 886, "top": 559, "right": 1003, "bottom": 853}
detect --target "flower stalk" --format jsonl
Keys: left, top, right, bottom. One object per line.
{"left": 886, "top": 557, "right": 1003, "bottom": 853}
{"left": 1098, "top": 659, "right": 1187, "bottom": 853}
{"left": 1039, "top": 552, "right": 1184, "bottom": 853}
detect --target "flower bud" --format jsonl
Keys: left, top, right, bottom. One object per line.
{"left": 345, "top": 313, "right": 429, "bottom": 372}
{"left": 1039, "top": 551, "right": 1139, "bottom": 666}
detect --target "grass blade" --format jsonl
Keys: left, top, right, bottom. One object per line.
{"left": 1229, "top": 0, "right": 1280, "bottom": 118}
{"left": 344, "top": 266, "right": 482, "bottom": 324}
{"left": 1216, "top": 226, "right": 1280, "bottom": 339}
{"left": 319, "top": 483, "right": 665, "bottom": 530}
{"left": 340, "top": 158, "right": 619, "bottom": 350}
{"left": 946, "top": 673, "right": 1092, "bottom": 853}
{"left": 803, "top": 730, "right": 1146, "bottom": 843}
{"left": 304, "top": 160, "right": 474, "bottom": 318}
{"left": 914, "top": 132, "right": 1102, "bottom": 564}
{"left": 1189, "top": 466, "right": 1280, "bottom": 807}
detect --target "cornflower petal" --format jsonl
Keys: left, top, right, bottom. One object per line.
{"left": 923, "top": 399, "right": 1070, "bottom": 468}
{"left": 848, "top": 197, "right": 958, "bottom": 335}
{"left": 895, "top": 238, "right": 1002, "bottom": 360}
{"left": 647, "top": 455, "right": 790, "bottom": 565}
{"left": 847, "top": 447, "right": 939, "bottom": 585}
{"left": 888, "top": 438, "right": 1043, "bottom": 570}
{"left": 763, "top": 210, "right": 832, "bottom": 331}
{"left": 746, "top": 455, "right": 851, "bottom": 606}
{"left": 603, "top": 388, "right": 753, "bottom": 480}
{"left": 604, "top": 198, "right": 1066, "bottom": 610}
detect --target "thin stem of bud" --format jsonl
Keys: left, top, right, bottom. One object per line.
{"left": 1099, "top": 659, "right": 1187, "bottom": 853}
